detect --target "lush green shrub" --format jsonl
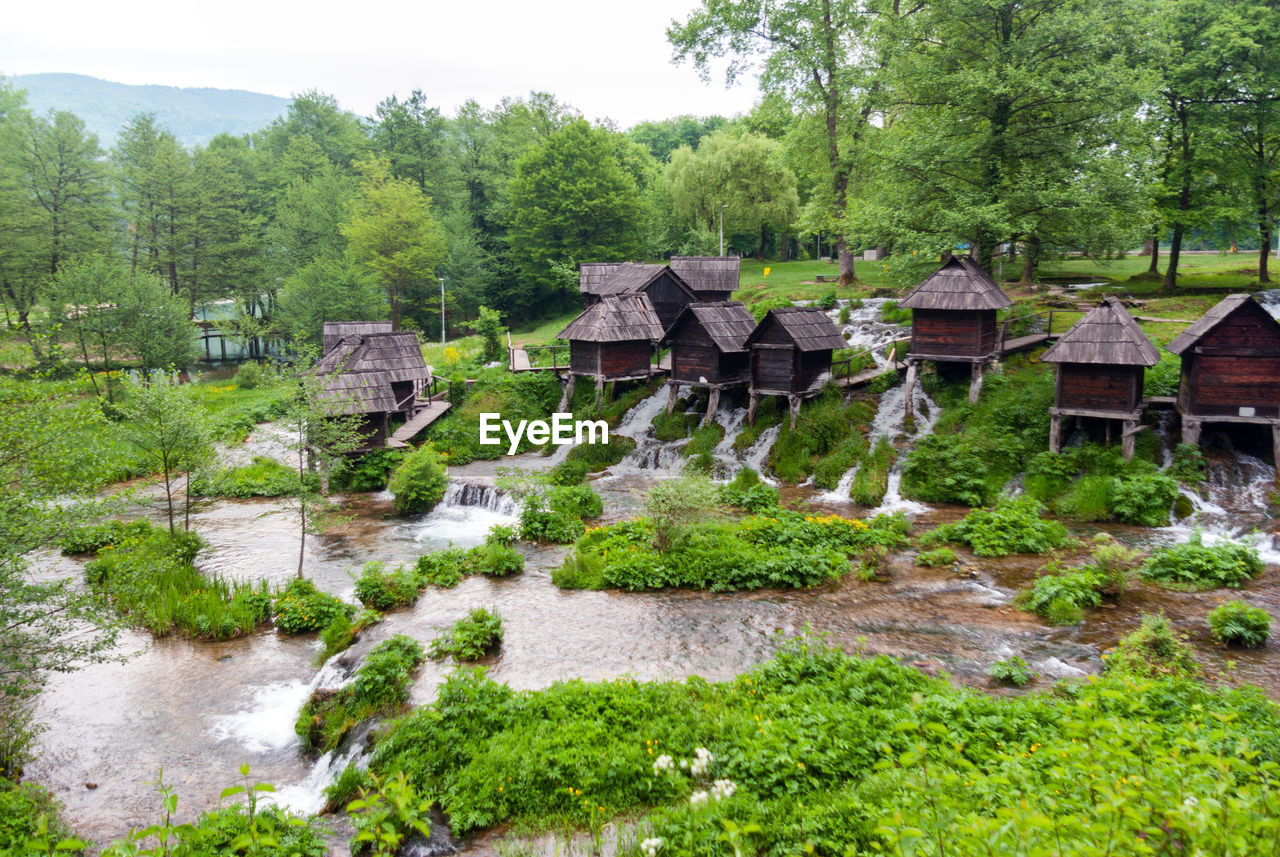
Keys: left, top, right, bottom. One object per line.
{"left": 915, "top": 547, "right": 957, "bottom": 567}
{"left": 233, "top": 361, "right": 266, "bottom": 389}
{"left": 1208, "top": 600, "right": 1271, "bottom": 648}
{"left": 1110, "top": 471, "right": 1178, "bottom": 526}
{"left": 988, "top": 656, "right": 1035, "bottom": 687}
{"left": 370, "top": 634, "right": 1280, "bottom": 850}
{"left": 273, "top": 578, "right": 353, "bottom": 634}
{"left": 1104, "top": 613, "right": 1201, "bottom": 679}
{"left": 838, "top": 304, "right": 852, "bottom": 324}
{"left": 183, "top": 801, "right": 327, "bottom": 857}
{"left": 880, "top": 299, "right": 912, "bottom": 325}
{"left": 1140, "top": 533, "right": 1263, "bottom": 590}
{"left": 558, "top": 512, "right": 908, "bottom": 593}
{"left": 1169, "top": 442, "right": 1207, "bottom": 484}
{"left": 318, "top": 609, "right": 381, "bottom": 664}
{"left": 388, "top": 443, "right": 448, "bottom": 515}
{"left": 921, "top": 496, "right": 1070, "bottom": 557}
{"left": 564, "top": 435, "right": 635, "bottom": 470}
{"left": 770, "top": 391, "right": 875, "bottom": 483}
{"left": 473, "top": 542, "right": 524, "bottom": 577}
{"left": 548, "top": 458, "right": 590, "bottom": 486}
{"left": 331, "top": 448, "right": 407, "bottom": 493}
{"left": 719, "top": 468, "right": 780, "bottom": 512}
{"left": 192, "top": 456, "right": 300, "bottom": 498}
{"left": 0, "top": 780, "right": 69, "bottom": 851}
{"left": 85, "top": 530, "right": 271, "bottom": 639}
{"left": 486, "top": 523, "right": 519, "bottom": 546}
{"left": 57, "top": 518, "right": 159, "bottom": 554}
{"left": 818, "top": 289, "right": 839, "bottom": 310}
{"left": 1144, "top": 351, "right": 1181, "bottom": 397}
{"left": 519, "top": 494, "right": 587, "bottom": 543}
{"left": 415, "top": 548, "right": 470, "bottom": 588}
{"left": 547, "top": 484, "right": 603, "bottom": 519}
{"left": 811, "top": 437, "right": 864, "bottom": 491}
{"left": 353, "top": 561, "right": 420, "bottom": 610}
{"left": 296, "top": 634, "right": 425, "bottom": 753}
{"left": 1015, "top": 563, "right": 1103, "bottom": 625}
{"left": 849, "top": 437, "right": 895, "bottom": 506}
{"left": 429, "top": 607, "right": 504, "bottom": 661}
{"left": 646, "top": 474, "right": 723, "bottom": 550}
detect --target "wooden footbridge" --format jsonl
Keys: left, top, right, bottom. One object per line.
{"left": 386, "top": 377, "right": 453, "bottom": 449}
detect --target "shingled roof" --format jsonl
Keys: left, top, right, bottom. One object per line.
{"left": 1166, "top": 294, "right": 1264, "bottom": 355}
{"left": 669, "top": 256, "right": 740, "bottom": 296}
{"left": 664, "top": 301, "right": 756, "bottom": 352}
{"left": 316, "top": 371, "right": 398, "bottom": 415}
{"left": 1042, "top": 297, "right": 1160, "bottom": 366}
{"left": 322, "top": 321, "right": 393, "bottom": 354}
{"left": 747, "top": 307, "right": 848, "bottom": 351}
{"left": 899, "top": 258, "right": 1013, "bottom": 311}
{"left": 578, "top": 262, "right": 698, "bottom": 300}
{"left": 316, "top": 331, "right": 432, "bottom": 383}
{"left": 559, "top": 294, "right": 665, "bottom": 342}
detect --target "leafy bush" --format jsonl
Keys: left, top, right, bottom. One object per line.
{"left": 547, "top": 484, "right": 603, "bottom": 519}
{"left": 988, "top": 656, "right": 1035, "bottom": 687}
{"left": 718, "top": 468, "right": 780, "bottom": 512}
{"left": 557, "top": 512, "right": 908, "bottom": 593}
{"left": 519, "top": 494, "right": 587, "bottom": 543}
{"left": 428, "top": 608, "right": 504, "bottom": 661}
{"left": 646, "top": 474, "right": 724, "bottom": 550}
{"left": 548, "top": 458, "right": 590, "bottom": 486}
{"left": 1104, "top": 613, "right": 1201, "bottom": 679}
{"left": 388, "top": 443, "right": 448, "bottom": 515}
{"left": 234, "top": 361, "right": 267, "bottom": 389}
{"left": 370, "top": 634, "right": 1280, "bottom": 850}
{"left": 1015, "top": 563, "right": 1103, "bottom": 625}
{"left": 318, "top": 609, "right": 381, "bottom": 664}
{"left": 1109, "top": 471, "right": 1179, "bottom": 527}
{"left": 0, "top": 780, "right": 69, "bottom": 851}
{"left": 1169, "top": 442, "right": 1207, "bottom": 484}
{"left": 331, "top": 448, "right": 408, "bottom": 493}
{"left": 57, "top": 518, "right": 159, "bottom": 554}
{"left": 486, "top": 523, "right": 519, "bottom": 546}
{"left": 1144, "top": 351, "right": 1181, "bottom": 397}
{"left": 818, "top": 289, "right": 839, "bottom": 310}
{"left": 1140, "top": 533, "right": 1263, "bottom": 590}
{"left": 296, "top": 635, "right": 425, "bottom": 753}
{"left": 473, "top": 542, "right": 524, "bottom": 577}
{"left": 192, "top": 456, "right": 300, "bottom": 498}
{"left": 415, "top": 549, "right": 469, "bottom": 588}
{"left": 770, "top": 391, "right": 875, "bottom": 484}
{"left": 354, "top": 561, "right": 421, "bottom": 610}
{"left": 921, "top": 496, "right": 1070, "bottom": 557}
{"left": 1208, "top": 600, "right": 1271, "bottom": 648}
{"left": 849, "top": 437, "right": 895, "bottom": 506}
{"left": 183, "top": 801, "right": 327, "bottom": 857}
{"left": 85, "top": 530, "right": 271, "bottom": 639}
{"left": 914, "top": 547, "right": 957, "bottom": 567}
{"left": 564, "top": 435, "right": 636, "bottom": 470}
{"left": 273, "top": 578, "right": 353, "bottom": 634}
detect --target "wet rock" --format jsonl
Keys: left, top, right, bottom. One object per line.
{"left": 85, "top": 783, "right": 97, "bottom": 790}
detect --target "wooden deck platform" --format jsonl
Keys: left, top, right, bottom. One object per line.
{"left": 999, "top": 333, "right": 1053, "bottom": 355}
{"left": 386, "top": 396, "right": 452, "bottom": 448}
{"left": 833, "top": 360, "right": 906, "bottom": 388}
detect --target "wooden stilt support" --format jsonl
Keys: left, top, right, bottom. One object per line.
{"left": 1272, "top": 423, "right": 1280, "bottom": 482}
{"left": 703, "top": 387, "right": 721, "bottom": 426}
{"left": 903, "top": 361, "right": 919, "bottom": 422}
{"left": 968, "top": 361, "right": 984, "bottom": 404}
{"left": 747, "top": 391, "right": 759, "bottom": 425}
{"left": 788, "top": 395, "right": 802, "bottom": 430}
{"left": 1121, "top": 419, "right": 1141, "bottom": 460}
{"left": 665, "top": 381, "right": 679, "bottom": 415}
{"left": 1049, "top": 413, "right": 1062, "bottom": 454}
{"left": 1181, "top": 417, "right": 1202, "bottom": 446}
{"left": 1105, "top": 419, "right": 1113, "bottom": 446}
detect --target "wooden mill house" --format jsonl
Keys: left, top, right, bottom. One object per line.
{"left": 668, "top": 256, "right": 740, "bottom": 303}
{"left": 661, "top": 301, "right": 757, "bottom": 423}
{"left": 558, "top": 294, "right": 666, "bottom": 400}
{"left": 1040, "top": 297, "right": 1160, "bottom": 460}
{"left": 315, "top": 327, "right": 447, "bottom": 449}
{"left": 745, "top": 306, "right": 847, "bottom": 427}
{"left": 900, "top": 257, "right": 1013, "bottom": 413}
{"left": 1167, "top": 294, "right": 1280, "bottom": 462}
{"left": 577, "top": 263, "right": 698, "bottom": 330}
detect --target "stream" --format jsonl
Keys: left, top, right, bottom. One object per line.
{"left": 24, "top": 298, "right": 1280, "bottom": 847}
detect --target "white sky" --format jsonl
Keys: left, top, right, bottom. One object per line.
{"left": 0, "top": 0, "right": 761, "bottom": 127}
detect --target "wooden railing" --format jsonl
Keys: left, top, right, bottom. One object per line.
{"left": 508, "top": 343, "right": 569, "bottom": 371}
{"left": 998, "top": 309, "right": 1058, "bottom": 346}
{"left": 411, "top": 376, "right": 452, "bottom": 412}
{"left": 830, "top": 336, "right": 911, "bottom": 383}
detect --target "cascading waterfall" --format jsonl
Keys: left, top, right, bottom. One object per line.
{"left": 610, "top": 387, "right": 691, "bottom": 476}
{"left": 741, "top": 425, "right": 782, "bottom": 485}
{"left": 1162, "top": 450, "right": 1280, "bottom": 563}
{"left": 407, "top": 480, "right": 519, "bottom": 548}
{"left": 828, "top": 299, "right": 906, "bottom": 364}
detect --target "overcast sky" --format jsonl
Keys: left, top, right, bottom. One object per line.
{"left": 1, "top": 0, "right": 761, "bottom": 127}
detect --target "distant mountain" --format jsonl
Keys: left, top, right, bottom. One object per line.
{"left": 11, "top": 73, "right": 292, "bottom": 148}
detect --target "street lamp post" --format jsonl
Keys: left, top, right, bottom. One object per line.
{"left": 719, "top": 204, "right": 728, "bottom": 256}
{"left": 439, "top": 277, "right": 446, "bottom": 348}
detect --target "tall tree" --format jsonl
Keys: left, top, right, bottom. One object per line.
{"left": 670, "top": 0, "right": 887, "bottom": 284}
{"left": 340, "top": 157, "right": 447, "bottom": 328}
{"left": 374, "top": 90, "right": 459, "bottom": 204}
{"left": 47, "top": 254, "right": 127, "bottom": 398}
{"left": 120, "top": 378, "right": 213, "bottom": 534}
{"left": 115, "top": 272, "right": 199, "bottom": 372}
{"left": 506, "top": 120, "right": 648, "bottom": 313}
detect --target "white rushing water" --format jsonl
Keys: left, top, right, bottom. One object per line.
{"left": 1158, "top": 450, "right": 1280, "bottom": 563}
{"left": 828, "top": 299, "right": 906, "bottom": 364}
{"left": 406, "top": 480, "right": 519, "bottom": 549}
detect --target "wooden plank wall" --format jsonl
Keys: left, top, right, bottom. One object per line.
{"left": 673, "top": 342, "right": 719, "bottom": 383}
{"left": 752, "top": 344, "right": 794, "bottom": 390}
{"left": 1184, "top": 302, "right": 1280, "bottom": 418}
{"left": 571, "top": 341, "right": 599, "bottom": 374}
{"left": 647, "top": 274, "right": 695, "bottom": 330}
{"left": 599, "top": 341, "right": 651, "bottom": 377}
{"left": 912, "top": 309, "right": 997, "bottom": 357}
{"left": 1057, "top": 364, "right": 1141, "bottom": 412}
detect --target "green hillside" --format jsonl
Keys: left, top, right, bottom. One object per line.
{"left": 12, "top": 73, "right": 291, "bottom": 146}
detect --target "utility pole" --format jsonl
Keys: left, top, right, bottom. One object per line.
{"left": 719, "top": 204, "right": 728, "bottom": 256}
{"left": 439, "top": 277, "right": 446, "bottom": 348}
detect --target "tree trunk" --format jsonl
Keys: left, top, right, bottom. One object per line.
{"left": 1164, "top": 107, "right": 1191, "bottom": 291}
{"left": 1147, "top": 228, "right": 1160, "bottom": 273}
{"left": 1021, "top": 236, "right": 1041, "bottom": 283}
{"left": 821, "top": 0, "right": 857, "bottom": 286}
{"left": 757, "top": 223, "right": 768, "bottom": 260}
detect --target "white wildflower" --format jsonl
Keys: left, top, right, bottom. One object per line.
{"left": 652, "top": 754, "right": 674, "bottom": 775}
{"left": 710, "top": 779, "right": 736, "bottom": 801}
{"left": 641, "top": 838, "right": 664, "bottom": 857}
{"left": 689, "top": 790, "right": 709, "bottom": 808}
{"left": 690, "top": 747, "right": 714, "bottom": 777}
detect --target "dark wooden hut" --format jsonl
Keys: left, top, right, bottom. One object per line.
{"left": 559, "top": 293, "right": 666, "bottom": 396}
{"left": 669, "top": 256, "right": 740, "bottom": 303}
{"left": 322, "top": 321, "right": 393, "bottom": 354}
{"left": 316, "top": 331, "right": 433, "bottom": 447}
{"left": 578, "top": 263, "right": 698, "bottom": 329}
{"left": 661, "top": 301, "right": 756, "bottom": 423}
{"left": 745, "top": 307, "right": 847, "bottom": 426}
{"left": 900, "top": 258, "right": 1013, "bottom": 408}
{"left": 1041, "top": 297, "right": 1160, "bottom": 459}
{"left": 1167, "top": 294, "right": 1280, "bottom": 460}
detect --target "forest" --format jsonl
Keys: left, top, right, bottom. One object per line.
{"left": 3, "top": 0, "right": 1280, "bottom": 346}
